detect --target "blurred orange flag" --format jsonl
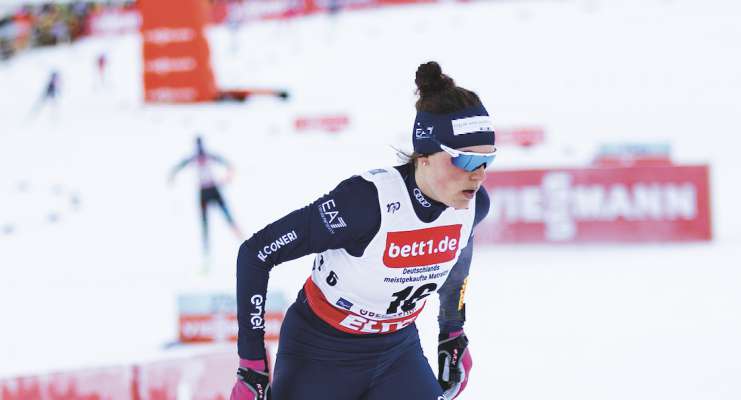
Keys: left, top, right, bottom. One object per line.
{"left": 139, "top": 0, "right": 217, "bottom": 103}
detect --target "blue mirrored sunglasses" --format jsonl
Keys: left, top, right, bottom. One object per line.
{"left": 439, "top": 143, "right": 497, "bottom": 172}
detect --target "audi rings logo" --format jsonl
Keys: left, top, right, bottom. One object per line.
{"left": 413, "top": 188, "right": 431, "bottom": 208}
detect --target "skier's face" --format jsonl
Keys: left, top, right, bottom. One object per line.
{"left": 420, "top": 144, "right": 494, "bottom": 209}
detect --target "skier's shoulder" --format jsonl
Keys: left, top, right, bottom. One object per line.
{"left": 293, "top": 174, "right": 381, "bottom": 256}
{"left": 329, "top": 174, "right": 380, "bottom": 209}
{"left": 357, "top": 166, "right": 402, "bottom": 184}
{"left": 205, "top": 152, "right": 228, "bottom": 163}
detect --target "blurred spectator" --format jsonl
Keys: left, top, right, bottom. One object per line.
{"left": 13, "top": 6, "right": 33, "bottom": 50}
{"left": 0, "top": 16, "right": 14, "bottom": 59}
{"left": 0, "top": 1, "right": 130, "bottom": 61}
{"left": 328, "top": 0, "right": 343, "bottom": 16}
{"left": 1, "top": 0, "right": 307, "bottom": 62}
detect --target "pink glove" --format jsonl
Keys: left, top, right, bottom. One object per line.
{"left": 437, "top": 330, "right": 472, "bottom": 399}
{"left": 230, "top": 358, "right": 270, "bottom": 400}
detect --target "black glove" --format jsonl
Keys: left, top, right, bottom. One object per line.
{"left": 231, "top": 359, "right": 271, "bottom": 400}
{"left": 437, "top": 331, "right": 472, "bottom": 399}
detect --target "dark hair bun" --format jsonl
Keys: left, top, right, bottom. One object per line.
{"left": 415, "top": 61, "right": 454, "bottom": 97}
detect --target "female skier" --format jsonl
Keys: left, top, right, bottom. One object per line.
{"left": 169, "top": 136, "right": 243, "bottom": 256}
{"left": 231, "top": 61, "right": 497, "bottom": 400}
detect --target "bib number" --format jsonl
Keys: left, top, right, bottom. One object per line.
{"left": 386, "top": 283, "right": 437, "bottom": 314}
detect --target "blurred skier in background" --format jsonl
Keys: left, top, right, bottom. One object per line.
{"left": 169, "top": 136, "right": 243, "bottom": 257}
{"left": 230, "top": 61, "right": 496, "bottom": 400}
{"left": 327, "top": 0, "right": 342, "bottom": 17}
{"left": 44, "top": 70, "right": 59, "bottom": 101}
{"left": 27, "top": 69, "right": 60, "bottom": 118}
{"left": 96, "top": 52, "right": 107, "bottom": 87}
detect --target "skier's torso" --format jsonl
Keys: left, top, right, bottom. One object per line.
{"left": 307, "top": 167, "right": 475, "bottom": 334}
{"left": 194, "top": 154, "right": 219, "bottom": 189}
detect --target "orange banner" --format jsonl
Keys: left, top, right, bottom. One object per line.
{"left": 178, "top": 312, "right": 284, "bottom": 343}
{"left": 139, "top": 0, "right": 217, "bottom": 102}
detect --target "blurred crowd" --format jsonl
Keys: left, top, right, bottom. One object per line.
{"left": 0, "top": 1, "right": 135, "bottom": 60}
{"left": 0, "top": 0, "right": 339, "bottom": 61}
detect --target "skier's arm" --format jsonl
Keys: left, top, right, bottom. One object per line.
{"left": 437, "top": 240, "right": 473, "bottom": 333}
{"left": 207, "top": 153, "right": 232, "bottom": 167}
{"left": 168, "top": 156, "right": 194, "bottom": 182}
{"left": 237, "top": 176, "right": 380, "bottom": 359}
{"left": 437, "top": 186, "right": 490, "bottom": 334}
{"left": 436, "top": 186, "right": 489, "bottom": 399}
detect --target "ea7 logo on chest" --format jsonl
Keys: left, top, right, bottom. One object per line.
{"left": 383, "top": 225, "right": 462, "bottom": 268}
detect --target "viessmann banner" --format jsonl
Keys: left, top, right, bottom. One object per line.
{"left": 477, "top": 165, "right": 712, "bottom": 243}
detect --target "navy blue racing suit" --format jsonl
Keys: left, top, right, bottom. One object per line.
{"left": 236, "top": 163, "right": 489, "bottom": 399}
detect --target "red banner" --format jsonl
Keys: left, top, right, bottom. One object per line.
{"left": 0, "top": 366, "right": 133, "bottom": 400}
{"left": 0, "top": 352, "right": 236, "bottom": 400}
{"left": 87, "top": 9, "right": 141, "bottom": 36}
{"left": 85, "top": 0, "right": 468, "bottom": 39}
{"left": 495, "top": 126, "right": 545, "bottom": 147}
{"left": 0, "top": 292, "right": 288, "bottom": 399}
{"left": 179, "top": 312, "right": 284, "bottom": 343}
{"left": 294, "top": 115, "right": 350, "bottom": 133}
{"left": 477, "top": 165, "right": 712, "bottom": 243}
{"left": 134, "top": 352, "right": 236, "bottom": 400}
{"left": 139, "top": 0, "right": 217, "bottom": 103}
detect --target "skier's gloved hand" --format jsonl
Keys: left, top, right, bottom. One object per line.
{"left": 437, "top": 330, "right": 472, "bottom": 400}
{"left": 230, "top": 358, "right": 271, "bottom": 400}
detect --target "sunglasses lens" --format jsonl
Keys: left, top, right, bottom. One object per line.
{"left": 451, "top": 154, "right": 496, "bottom": 172}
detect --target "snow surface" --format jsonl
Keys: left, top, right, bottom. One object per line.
{"left": 1, "top": 0, "right": 741, "bottom": 399}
